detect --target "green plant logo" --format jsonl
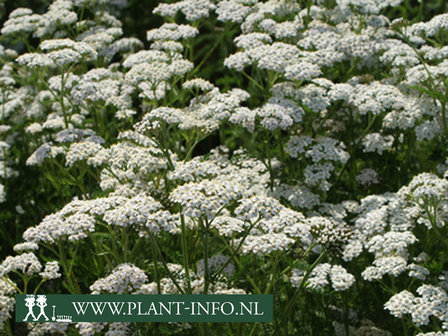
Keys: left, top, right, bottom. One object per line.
{"left": 22, "top": 294, "right": 72, "bottom": 322}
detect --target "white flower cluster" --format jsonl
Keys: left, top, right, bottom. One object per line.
{"left": 90, "top": 263, "right": 148, "bottom": 294}
{"left": 336, "top": 0, "right": 404, "bottom": 15}
{"left": 225, "top": 42, "right": 301, "bottom": 73}
{"left": 366, "top": 231, "right": 417, "bottom": 258}
{"left": 26, "top": 144, "right": 64, "bottom": 166}
{"left": 23, "top": 212, "right": 96, "bottom": 244}
{"left": 291, "top": 263, "right": 355, "bottom": 292}
{"left": 244, "top": 97, "right": 304, "bottom": 131}
{"left": 286, "top": 136, "right": 349, "bottom": 164}
{"left": 272, "top": 183, "right": 321, "bottom": 210}
{"left": 385, "top": 285, "right": 448, "bottom": 329}
{"left": 0, "top": 279, "right": 16, "bottom": 328}
{"left": 182, "top": 78, "right": 215, "bottom": 92}
{"left": 65, "top": 141, "right": 104, "bottom": 167}
{"left": 362, "top": 133, "right": 394, "bottom": 155}
{"left": 0, "top": 252, "right": 42, "bottom": 277}
{"left": 146, "top": 23, "right": 199, "bottom": 42}
{"left": 170, "top": 179, "right": 243, "bottom": 220}
{"left": 330, "top": 168, "right": 448, "bottom": 332}
{"left": 286, "top": 135, "right": 349, "bottom": 191}
{"left": 215, "top": 1, "right": 252, "bottom": 24}
{"left": 39, "top": 261, "right": 61, "bottom": 280}
{"left": 21, "top": 188, "right": 172, "bottom": 245}
{"left": 102, "top": 193, "right": 163, "bottom": 228}
{"left": 308, "top": 216, "right": 352, "bottom": 255}
{"left": 154, "top": 0, "right": 216, "bottom": 21}
{"left": 136, "top": 88, "right": 249, "bottom": 133}
{"left": 17, "top": 39, "right": 97, "bottom": 68}
{"left": 398, "top": 173, "right": 448, "bottom": 229}
{"left": 410, "top": 13, "right": 448, "bottom": 37}
{"left": 400, "top": 172, "right": 448, "bottom": 202}
{"left": 233, "top": 196, "right": 311, "bottom": 256}
{"left": 348, "top": 82, "right": 406, "bottom": 116}
{"left": 168, "top": 158, "right": 221, "bottom": 182}
{"left": 362, "top": 255, "right": 408, "bottom": 281}
{"left": 13, "top": 242, "right": 39, "bottom": 252}
{"left": 96, "top": 140, "right": 168, "bottom": 190}
{"left": 27, "top": 322, "right": 69, "bottom": 336}
{"left": 76, "top": 321, "right": 130, "bottom": 336}
{"left": 1, "top": 0, "right": 78, "bottom": 38}
{"left": 356, "top": 168, "right": 380, "bottom": 186}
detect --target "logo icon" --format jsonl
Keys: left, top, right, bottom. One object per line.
{"left": 22, "top": 295, "right": 72, "bottom": 322}
{"left": 51, "top": 305, "right": 73, "bottom": 322}
{"left": 23, "top": 295, "right": 37, "bottom": 322}
{"left": 35, "top": 295, "right": 49, "bottom": 321}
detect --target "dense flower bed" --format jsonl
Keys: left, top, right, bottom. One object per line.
{"left": 0, "top": 0, "right": 448, "bottom": 335}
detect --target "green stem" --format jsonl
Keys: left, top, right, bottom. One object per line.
{"left": 105, "top": 167, "right": 125, "bottom": 185}
{"left": 2, "top": 148, "right": 7, "bottom": 188}
{"left": 185, "top": 133, "right": 201, "bottom": 161}
{"left": 216, "top": 235, "right": 261, "bottom": 294}
{"left": 276, "top": 130, "right": 286, "bottom": 164}
{"left": 150, "top": 235, "right": 161, "bottom": 294}
{"left": 213, "top": 219, "right": 259, "bottom": 277}
{"left": 423, "top": 202, "right": 448, "bottom": 249}
{"left": 265, "top": 137, "right": 274, "bottom": 192}
{"left": 129, "top": 237, "right": 142, "bottom": 257}
{"left": 160, "top": 123, "right": 175, "bottom": 170}
{"left": 273, "top": 250, "right": 326, "bottom": 335}
{"left": 58, "top": 240, "right": 81, "bottom": 293}
{"left": 180, "top": 214, "right": 192, "bottom": 294}
{"left": 122, "top": 228, "right": 129, "bottom": 262}
{"left": 242, "top": 70, "right": 265, "bottom": 91}
{"left": 343, "top": 291, "right": 349, "bottom": 336}
{"left": 33, "top": 279, "right": 46, "bottom": 295}
{"left": 188, "top": 39, "right": 220, "bottom": 79}
{"left": 333, "top": 114, "right": 377, "bottom": 189}
{"left": 1, "top": 89, "right": 5, "bottom": 122}
{"left": 248, "top": 323, "right": 259, "bottom": 336}
{"left": 202, "top": 217, "right": 210, "bottom": 294}
{"left": 148, "top": 232, "right": 185, "bottom": 294}
{"left": 105, "top": 225, "right": 122, "bottom": 263}
{"left": 399, "top": 30, "right": 448, "bottom": 139}
{"left": 2, "top": 276, "right": 22, "bottom": 294}
{"left": 59, "top": 69, "right": 69, "bottom": 128}
{"left": 4, "top": 319, "right": 13, "bottom": 336}
{"left": 440, "top": 92, "right": 448, "bottom": 141}
{"left": 265, "top": 252, "right": 281, "bottom": 294}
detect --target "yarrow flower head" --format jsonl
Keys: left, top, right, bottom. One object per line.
{"left": 17, "top": 39, "right": 98, "bottom": 68}
{"left": 291, "top": 263, "right": 355, "bottom": 292}
{"left": 90, "top": 264, "right": 148, "bottom": 294}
